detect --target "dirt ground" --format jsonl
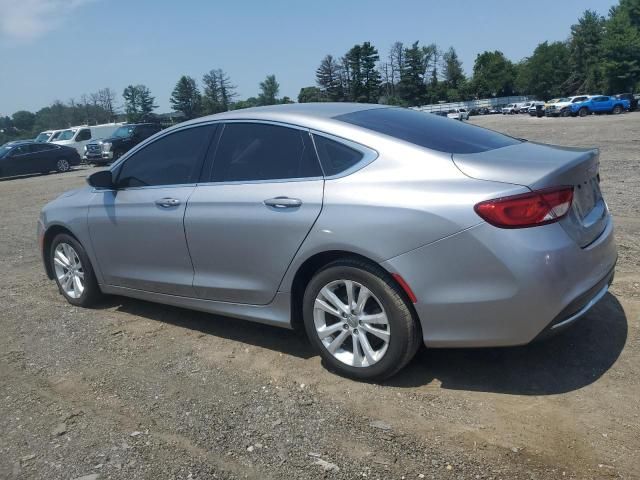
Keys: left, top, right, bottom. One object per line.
{"left": 1, "top": 113, "right": 638, "bottom": 480}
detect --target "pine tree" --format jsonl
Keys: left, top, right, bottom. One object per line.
{"left": 170, "top": 76, "right": 202, "bottom": 119}
{"left": 258, "top": 75, "right": 279, "bottom": 105}
{"left": 316, "top": 55, "right": 344, "bottom": 101}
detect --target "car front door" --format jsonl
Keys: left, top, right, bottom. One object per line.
{"left": 185, "top": 121, "right": 324, "bottom": 305}
{"left": 9, "top": 145, "right": 41, "bottom": 175}
{"left": 88, "top": 124, "right": 216, "bottom": 296}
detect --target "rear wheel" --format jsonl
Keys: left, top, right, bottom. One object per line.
{"left": 303, "top": 259, "right": 421, "bottom": 380}
{"left": 56, "top": 158, "right": 70, "bottom": 173}
{"left": 561, "top": 109, "right": 571, "bottom": 117}
{"left": 578, "top": 107, "right": 588, "bottom": 117}
{"left": 612, "top": 105, "right": 622, "bottom": 115}
{"left": 50, "top": 233, "right": 102, "bottom": 307}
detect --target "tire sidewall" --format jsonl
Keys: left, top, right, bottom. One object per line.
{"left": 303, "top": 263, "right": 415, "bottom": 380}
{"left": 50, "top": 233, "right": 98, "bottom": 307}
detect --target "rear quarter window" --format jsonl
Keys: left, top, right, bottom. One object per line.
{"left": 335, "top": 108, "right": 521, "bottom": 154}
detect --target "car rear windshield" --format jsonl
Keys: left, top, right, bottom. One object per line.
{"left": 335, "top": 108, "right": 521, "bottom": 154}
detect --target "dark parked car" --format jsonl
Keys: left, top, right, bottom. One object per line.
{"left": 615, "top": 93, "right": 638, "bottom": 112}
{"left": 84, "top": 123, "right": 162, "bottom": 164}
{"left": 0, "top": 142, "right": 80, "bottom": 177}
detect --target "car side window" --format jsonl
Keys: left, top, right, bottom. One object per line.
{"left": 76, "top": 129, "right": 91, "bottom": 141}
{"left": 210, "top": 123, "right": 322, "bottom": 182}
{"left": 312, "top": 134, "right": 364, "bottom": 176}
{"left": 116, "top": 125, "right": 214, "bottom": 188}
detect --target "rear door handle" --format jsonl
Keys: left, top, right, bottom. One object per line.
{"left": 155, "top": 197, "right": 181, "bottom": 208}
{"left": 263, "top": 197, "right": 302, "bottom": 208}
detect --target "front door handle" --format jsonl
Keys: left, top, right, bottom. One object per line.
{"left": 263, "top": 197, "right": 303, "bottom": 208}
{"left": 155, "top": 197, "right": 181, "bottom": 208}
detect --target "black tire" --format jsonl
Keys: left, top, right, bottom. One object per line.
{"left": 561, "top": 109, "right": 571, "bottom": 117}
{"left": 302, "top": 258, "right": 421, "bottom": 381}
{"left": 56, "top": 158, "right": 70, "bottom": 173}
{"left": 612, "top": 105, "right": 622, "bottom": 115}
{"left": 578, "top": 107, "right": 588, "bottom": 117}
{"left": 50, "top": 233, "right": 102, "bottom": 307}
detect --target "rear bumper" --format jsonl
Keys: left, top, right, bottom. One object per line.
{"left": 382, "top": 215, "right": 617, "bottom": 348}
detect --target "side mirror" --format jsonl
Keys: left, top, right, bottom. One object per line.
{"left": 87, "top": 170, "right": 114, "bottom": 189}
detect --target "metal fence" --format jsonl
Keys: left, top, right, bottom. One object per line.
{"left": 411, "top": 96, "right": 535, "bottom": 113}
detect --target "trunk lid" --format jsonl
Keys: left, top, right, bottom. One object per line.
{"left": 453, "top": 142, "right": 608, "bottom": 247}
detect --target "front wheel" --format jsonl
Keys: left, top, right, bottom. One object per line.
{"left": 578, "top": 107, "right": 588, "bottom": 117}
{"left": 303, "top": 259, "right": 421, "bottom": 380}
{"left": 612, "top": 105, "right": 622, "bottom": 115}
{"left": 50, "top": 233, "right": 102, "bottom": 307}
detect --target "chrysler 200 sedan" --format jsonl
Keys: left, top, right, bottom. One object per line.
{"left": 38, "top": 104, "right": 617, "bottom": 380}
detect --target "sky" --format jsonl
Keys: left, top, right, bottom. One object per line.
{"left": 0, "top": 0, "right": 619, "bottom": 115}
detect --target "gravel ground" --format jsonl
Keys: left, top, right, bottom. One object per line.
{"left": 1, "top": 113, "right": 639, "bottom": 480}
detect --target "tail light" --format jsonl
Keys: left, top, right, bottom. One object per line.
{"left": 474, "top": 187, "right": 573, "bottom": 228}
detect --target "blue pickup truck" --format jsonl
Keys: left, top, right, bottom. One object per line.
{"left": 570, "top": 95, "right": 630, "bottom": 116}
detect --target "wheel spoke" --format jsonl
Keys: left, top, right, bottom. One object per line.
{"left": 55, "top": 249, "right": 71, "bottom": 267}
{"left": 76, "top": 270, "right": 85, "bottom": 280}
{"left": 63, "top": 274, "right": 74, "bottom": 291}
{"left": 320, "top": 287, "right": 349, "bottom": 315}
{"left": 355, "top": 286, "right": 371, "bottom": 314}
{"left": 73, "top": 275, "right": 83, "bottom": 295}
{"left": 358, "top": 331, "right": 377, "bottom": 365}
{"left": 326, "top": 329, "right": 350, "bottom": 354}
{"left": 359, "top": 312, "right": 388, "bottom": 326}
{"left": 361, "top": 323, "right": 390, "bottom": 342}
{"left": 344, "top": 280, "right": 355, "bottom": 311}
{"left": 314, "top": 298, "right": 341, "bottom": 318}
{"left": 316, "top": 322, "right": 344, "bottom": 339}
{"left": 352, "top": 332, "right": 363, "bottom": 366}
{"left": 54, "top": 257, "right": 68, "bottom": 269}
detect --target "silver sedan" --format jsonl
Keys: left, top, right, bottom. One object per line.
{"left": 38, "top": 104, "right": 617, "bottom": 380}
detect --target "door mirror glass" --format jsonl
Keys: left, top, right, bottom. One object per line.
{"left": 87, "top": 170, "right": 114, "bottom": 189}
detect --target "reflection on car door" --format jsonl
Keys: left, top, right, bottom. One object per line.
{"left": 88, "top": 124, "right": 216, "bottom": 296}
{"left": 185, "top": 122, "right": 324, "bottom": 305}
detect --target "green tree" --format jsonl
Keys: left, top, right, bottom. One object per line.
{"left": 397, "top": 41, "right": 428, "bottom": 105}
{"left": 442, "top": 46, "right": 465, "bottom": 89}
{"left": 516, "top": 41, "right": 571, "bottom": 99}
{"left": 170, "top": 76, "right": 202, "bottom": 119}
{"left": 344, "top": 42, "right": 381, "bottom": 102}
{"left": 567, "top": 10, "right": 606, "bottom": 93}
{"left": 11, "top": 110, "right": 36, "bottom": 132}
{"left": 471, "top": 50, "right": 517, "bottom": 97}
{"left": 316, "top": 54, "right": 344, "bottom": 101}
{"left": 601, "top": 3, "right": 640, "bottom": 92}
{"left": 259, "top": 74, "right": 280, "bottom": 105}
{"left": 298, "top": 86, "right": 323, "bottom": 103}
{"left": 202, "top": 69, "right": 237, "bottom": 114}
{"left": 123, "top": 85, "right": 157, "bottom": 122}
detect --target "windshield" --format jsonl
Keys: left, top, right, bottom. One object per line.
{"left": 57, "top": 129, "right": 76, "bottom": 141}
{"left": 34, "top": 132, "right": 50, "bottom": 142}
{"left": 557, "top": 97, "right": 570, "bottom": 102}
{"left": 112, "top": 126, "right": 134, "bottom": 138}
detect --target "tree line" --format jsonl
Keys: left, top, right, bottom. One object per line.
{"left": 2, "top": 0, "right": 638, "bottom": 145}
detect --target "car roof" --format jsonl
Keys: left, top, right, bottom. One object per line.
{"left": 179, "top": 103, "right": 389, "bottom": 131}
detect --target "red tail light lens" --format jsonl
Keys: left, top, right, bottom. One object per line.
{"left": 474, "top": 187, "right": 574, "bottom": 228}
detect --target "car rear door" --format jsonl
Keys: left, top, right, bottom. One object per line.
{"left": 88, "top": 124, "right": 216, "bottom": 296}
{"left": 184, "top": 121, "right": 324, "bottom": 305}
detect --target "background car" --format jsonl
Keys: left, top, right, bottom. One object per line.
{"left": 85, "top": 123, "right": 162, "bottom": 164}
{"left": 34, "top": 129, "right": 64, "bottom": 143}
{"left": 570, "top": 95, "right": 630, "bottom": 116}
{"left": 38, "top": 104, "right": 616, "bottom": 380}
{"left": 501, "top": 103, "right": 518, "bottom": 114}
{"left": 446, "top": 108, "right": 469, "bottom": 120}
{"left": 0, "top": 142, "right": 80, "bottom": 177}
{"left": 545, "top": 95, "right": 591, "bottom": 117}
{"left": 615, "top": 93, "right": 638, "bottom": 112}
{"left": 52, "top": 123, "right": 123, "bottom": 156}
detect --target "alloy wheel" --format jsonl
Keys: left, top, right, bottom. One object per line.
{"left": 313, "top": 279, "right": 390, "bottom": 367}
{"left": 56, "top": 158, "right": 70, "bottom": 172}
{"left": 53, "top": 243, "right": 85, "bottom": 299}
